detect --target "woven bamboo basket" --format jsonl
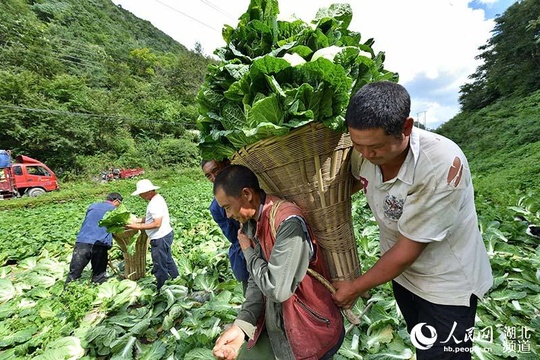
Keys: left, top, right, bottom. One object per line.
{"left": 112, "top": 229, "right": 150, "bottom": 280}
{"left": 231, "top": 122, "right": 360, "bottom": 282}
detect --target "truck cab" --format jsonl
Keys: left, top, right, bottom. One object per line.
{"left": 0, "top": 154, "right": 59, "bottom": 199}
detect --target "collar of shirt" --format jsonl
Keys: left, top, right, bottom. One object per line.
{"left": 392, "top": 126, "right": 421, "bottom": 186}
{"left": 256, "top": 190, "right": 266, "bottom": 222}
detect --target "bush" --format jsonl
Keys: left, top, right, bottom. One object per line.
{"left": 155, "top": 137, "right": 199, "bottom": 168}
{"left": 65, "top": 134, "right": 200, "bottom": 180}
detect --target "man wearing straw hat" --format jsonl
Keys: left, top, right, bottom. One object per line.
{"left": 127, "top": 179, "right": 179, "bottom": 290}
{"left": 212, "top": 165, "right": 344, "bottom": 360}
{"left": 334, "top": 81, "right": 492, "bottom": 360}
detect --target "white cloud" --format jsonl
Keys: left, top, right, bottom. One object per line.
{"left": 478, "top": 0, "right": 498, "bottom": 5}
{"left": 112, "top": 0, "right": 510, "bottom": 128}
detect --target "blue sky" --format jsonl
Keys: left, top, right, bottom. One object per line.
{"left": 113, "top": 0, "right": 520, "bottom": 129}
{"left": 470, "top": 0, "right": 518, "bottom": 18}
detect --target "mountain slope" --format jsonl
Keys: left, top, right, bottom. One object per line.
{"left": 438, "top": 89, "right": 540, "bottom": 204}
{"left": 0, "top": 0, "right": 212, "bottom": 173}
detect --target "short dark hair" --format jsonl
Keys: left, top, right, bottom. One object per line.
{"left": 106, "top": 192, "right": 123, "bottom": 202}
{"left": 345, "top": 81, "right": 411, "bottom": 137}
{"left": 213, "top": 165, "right": 260, "bottom": 197}
{"left": 201, "top": 159, "right": 231, "bottom": 168}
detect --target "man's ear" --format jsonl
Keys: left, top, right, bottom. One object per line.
{"left": 403, "top": 117, "right": 414, "bottom": 136}
{"left": 242, "top": 187, "right": 255, "bottom": 201}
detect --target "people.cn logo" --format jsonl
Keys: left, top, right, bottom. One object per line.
{"left": 410, "top": 323, "right": 438, "bottom": 350}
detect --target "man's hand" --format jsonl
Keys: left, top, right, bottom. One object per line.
{"left": 332, "top": 236, "right": 427, "bottom": 309}
{"left": 237, "top": 225, "right": 253, "bottom": 251}
{"left": 213, "top": 325, "right": 245, "bottom": 360}
{"left": 125, "top": 217, "right": 144, "bottom": 230}
{"left": 332, "top": 280, "right": 360, "bottom": 310}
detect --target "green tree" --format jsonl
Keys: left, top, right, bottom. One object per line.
{"left": 0, "top": 0, "right": 211, "bottom": 174}
{"left": 460, "top": 0, "right": 540, "bottom": 111}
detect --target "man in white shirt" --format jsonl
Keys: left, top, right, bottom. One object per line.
{"left": 127, "top": 179, "right": 178, "bottom": 290}
{"left": 333, "top": 81, "right": 493, "bottom": 359}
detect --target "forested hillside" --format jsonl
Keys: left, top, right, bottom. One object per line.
{"left": 0, "top": 0, "right": 214, "bottom": 176}
{"left": 458, "top": 0, "right": 540, "bottom": 112}
{"left": 437, "top": 0, "right": 540, "bottom": 207}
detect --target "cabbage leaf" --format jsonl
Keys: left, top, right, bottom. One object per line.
{"left": 98, "top": 204, "right": 131, "bottom": 234}
{"left": 197, "top": 0, "right": 398, "bottom": 160}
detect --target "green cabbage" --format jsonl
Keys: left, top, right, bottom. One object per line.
{"left": 98, "top": 204, "right": 132, "bottom": 234}
{"left": 196, "top": 0, "right": 398, "bottom": 160}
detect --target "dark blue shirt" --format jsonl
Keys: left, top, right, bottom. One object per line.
{"left": 209, "top": 198, "right": 249, "bottom": 282}
{"left": 76, "top": 201, "right": 116, "bottom": 246}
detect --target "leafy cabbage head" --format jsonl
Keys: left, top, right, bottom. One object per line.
{"left": 197, "top": 0, "right": 398, "bottom": 161}
{"left": 98, "top": 204, "right": 132, "bottom": 234}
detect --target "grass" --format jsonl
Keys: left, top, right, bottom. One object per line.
{"left": 0, "top": 167, "right": 204, "bottom": 211}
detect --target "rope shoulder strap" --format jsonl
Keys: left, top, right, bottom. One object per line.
{"left": 268, "top": 199, "right": 333, "bottom": 290}
{"left": 268, "top": 198, "right": 362, "bottom": 326}
{"left": 268, "top": 199, "right": 286, "bottom": 239}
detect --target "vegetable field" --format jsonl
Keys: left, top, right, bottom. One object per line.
{"left": 0, "top": 169, "right": 539, "bottom": 359}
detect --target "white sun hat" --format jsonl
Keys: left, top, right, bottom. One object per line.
{"left": 131, "top": 179, "right": 160, "bottom": 196}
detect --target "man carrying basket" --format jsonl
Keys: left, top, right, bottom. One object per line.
{"left": 212, "top": 165, "right": 344, "bottom": 360}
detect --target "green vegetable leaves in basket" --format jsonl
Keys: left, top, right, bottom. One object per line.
{"left": 98, "top": 204, "right": 133, "bottom": 234}
{"left": 196, "top": 0, "right": 398, "bottom": 161}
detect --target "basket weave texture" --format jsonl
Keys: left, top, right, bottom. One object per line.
{"left": 112, "top": 229, "right": 150, "bottom": 280}
{"left": 231, "top": 122, "right": 360, "bottom": 282}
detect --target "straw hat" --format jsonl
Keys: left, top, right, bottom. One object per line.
{"left": 131, "top": 179, "right": 160, "bottom": 196}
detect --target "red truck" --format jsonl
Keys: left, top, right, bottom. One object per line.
{"left": 0, "top": 151, "right": 59, "bottom": 199}
{"left": 101, "top": 167, "right": 145, "bottom": 182}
